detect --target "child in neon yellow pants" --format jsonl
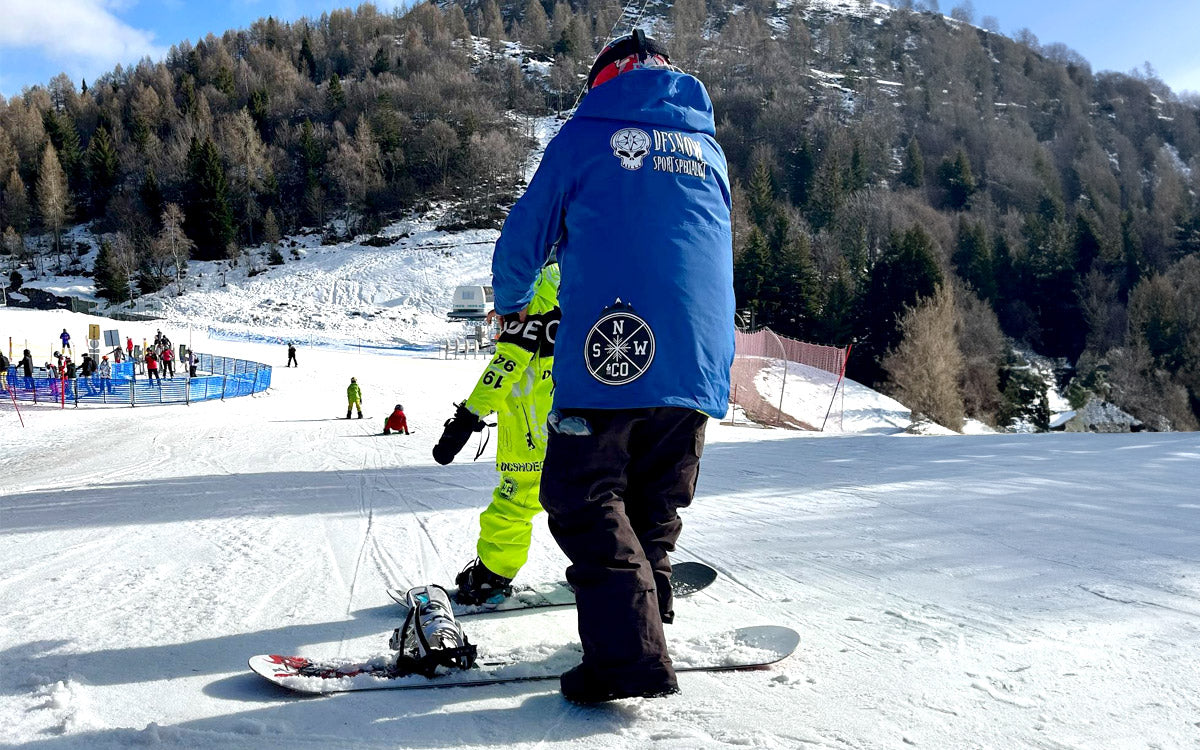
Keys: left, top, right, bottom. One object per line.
{"left": 432, "top": 264, "right": 559, "bottom": 603}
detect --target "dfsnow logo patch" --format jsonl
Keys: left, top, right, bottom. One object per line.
{"left": 585, "top": 300, "right": 655, "bottom": 385}
{"left": 611, "top": 128, "right": 650, "bottom": 170}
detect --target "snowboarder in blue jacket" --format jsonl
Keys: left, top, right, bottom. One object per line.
{"left": 489, "top": 30, "right": 734, "bottom": 704}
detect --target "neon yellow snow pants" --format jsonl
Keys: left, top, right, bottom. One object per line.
{"left": 463, "top": 272, "right": 558, "bottom": 579}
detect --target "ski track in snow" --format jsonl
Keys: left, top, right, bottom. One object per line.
{"left": 5, "top": 276, "right": 1200, "bottom": 745}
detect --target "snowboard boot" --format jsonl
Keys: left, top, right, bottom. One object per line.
{"left": 357, "top": 411, "right": 364, "bottom": 419}
{"left": 346, "top": 410, "right": 352, "bottom": 419}
{"left": 453, "top": 558, "right": 513, "bottom": 605}
{"left": 559, "top": 661, "right": 679, "bottom": 705}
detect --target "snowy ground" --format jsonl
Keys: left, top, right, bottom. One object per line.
{"left": 3, "top": 304, "right": 1200, "bottom": 749}
{"left": 753, "top": 359, "right": 912, "bottom": 434}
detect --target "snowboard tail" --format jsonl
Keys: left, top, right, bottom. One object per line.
{"left": 249, "top": 625, "right": 799, "bottom": 694}
{"left": 386, "top": 560, "right": 718, "bottom": 616}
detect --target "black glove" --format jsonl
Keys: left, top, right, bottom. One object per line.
{"left": 432, "top": 403, "right": 486, "bottom": 465}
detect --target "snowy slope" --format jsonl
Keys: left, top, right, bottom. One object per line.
{"left": 754, "top": 359, "right": 911, "bottom": 434}
{"left": 2, "top": 304, "right": 1200, "bottom": 749}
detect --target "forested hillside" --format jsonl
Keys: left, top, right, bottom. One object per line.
{"left": 2, "top": 0, "right": 1199, "bottom": 431}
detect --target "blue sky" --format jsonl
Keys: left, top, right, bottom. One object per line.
{"left": 1, "top": 0, "right": 1199, "bottom": 98}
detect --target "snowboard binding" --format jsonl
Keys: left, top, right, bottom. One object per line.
{"left": 389, "top": 584, "right": 478, "bottom": 677}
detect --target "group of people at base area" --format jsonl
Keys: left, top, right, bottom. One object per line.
{"left": 1, "top": 346, "right": 117, "bottom": 398}
{"left": 144, "top": 330, "right": 174, "bottom": 383}
{"left": 2, "top": 327, "right": 200, "bottom": 399}
{"left": 424, "top": 31, "right": 734, "bottom": 706}
{"left": 141, "top": 330, "right": 196, "bottom": 383}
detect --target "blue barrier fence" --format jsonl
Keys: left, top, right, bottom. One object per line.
{"left": 1, "top": 352, "right": 271, "bottom": 407}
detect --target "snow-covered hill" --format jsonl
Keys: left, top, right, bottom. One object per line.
{"left": 2, "top": 301, "right": 1199, "bottom": 748}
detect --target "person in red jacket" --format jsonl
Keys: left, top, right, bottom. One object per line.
{"left": 383, "top": 404, "right": 409, "bottom": 435}
{"left": 146, "top": 350, "right": 161, "bottom": 383}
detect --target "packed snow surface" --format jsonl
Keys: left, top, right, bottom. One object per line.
{"left": 3, "top": 303, "right": 1199, "bottom": 749}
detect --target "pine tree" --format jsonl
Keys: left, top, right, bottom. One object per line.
{"left": 733, "top": 226, "right": 771, "bottom": 324}
{"left": 899, "top": 136, "right": 924, "bottom": 188}
{"left": 1072, "top": 212, "right": 1103, "bottom": 275}
{"left": 785, "top": 137, "right": 816, "bottom": 208}
{"left": 298, "top": 120, "right": 326, "bottom": 225}
{"left": 952, "top": 218, "right": 994, "bottom": 299}
{"left": 747, "top": 160, "right": 777, "bottom": 231}
{"left": 215, "top": 66, "right": 235, "bottom": 97}
{"left": 849, "top": 141, "right": 868, "bottom": 192}
{"left": 937, "top": 148, "right": 976, "bottom": 210}
{"left": 299, "top": 34, "right": 318, "bottom": 80}
{"left": 853, "top": 225, "right": 945, "bottom": 386}
{"left": 815, "top": 258, "right": 858, "bottom": 346}
{"left": 42, "top": 110, "right": 82, "bottom": 188}
{"left": 94, "top": 235, "right": 133, "bottom": 302}
{"left": 141, "top": 168, "right": 163, "bottom": 229}
{"left": 807, "top": 146, "right": 846, "bottom": 230}
{"left": 183, "top": 137, "right": 235, "bottom": 260}
{"left": 770, "top": 230, "right": 821, "bottom": 338}
{"left": 327, "top": 74, "right": 346, "bottom": 114}
{"left": 370, "top": 47, "right": 391, "bottom": 75}
{"left": 86, "top": 125, "right": 119, "bottom": 212}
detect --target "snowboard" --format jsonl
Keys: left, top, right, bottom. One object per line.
{"left": 248, "top": 624, "right": 799, "bottom": 695}
{"left": 386, "top": 561, "right": 718, "bottom": 617}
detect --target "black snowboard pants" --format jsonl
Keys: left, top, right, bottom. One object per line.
{"left": 540, "top": 406, "right": 707, "bottom": 686}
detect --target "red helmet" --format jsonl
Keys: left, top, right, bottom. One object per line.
{"left": 586, "top": 29, "right": 671, "bottom": 91}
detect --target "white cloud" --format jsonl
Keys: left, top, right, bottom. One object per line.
{"left": 0, "top": 0, "right": 166, "bottom": 72}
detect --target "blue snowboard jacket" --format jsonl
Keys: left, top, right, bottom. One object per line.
{"left": 491, "top": 68, "right": 734, "bottom": 418}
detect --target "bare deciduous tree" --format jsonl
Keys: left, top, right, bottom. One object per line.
{"left": 36, "top": 143, "right": 70, "bottom": 271}
{"left": 153, "top": 203, "right": 195, "bottom": 294}
{"left": 883, "top": 284, "right": 966, "bottom": 430}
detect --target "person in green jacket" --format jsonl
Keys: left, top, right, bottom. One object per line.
{"left": 432, "top": 262, "right": 560, "bottom": 604}
{"left": 346, "top": 377, "right": 363, "bottom": 419}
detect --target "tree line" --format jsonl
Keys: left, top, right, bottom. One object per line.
{"left": 0, "top": 3, "right": 538, "bottom": 295}
{"left": 2, "top": 0, "right": 1199, "bottom": 430}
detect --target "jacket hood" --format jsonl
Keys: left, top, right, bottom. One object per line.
{"left": 574, "top": 69, "right": 715, "bottom": 135}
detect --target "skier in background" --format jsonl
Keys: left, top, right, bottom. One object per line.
{"left": 346, "top": 377, "right": 363, "bottom": 419}
{"left": 286, "top": 343, "right": 298, "bottom": 367}
{"left": 488, "top": 31, "right": 734, "bottom": 703}
{"left": 145, "top": 349, "right": 161, "bottom": 384}
{"left": 60, "top": 328, "right": 71, "bottom": 353}
{"left": 383, "top": 404, "right": 410, "bottom": 435}
{"left": 21, "top": 349, "right": 34, "bottom": 389}
{"left": 99, "top": 355, "right": 113, "bottom": 394}
{"left": 432, "top": 262, "right": 560, "bottom": 605}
